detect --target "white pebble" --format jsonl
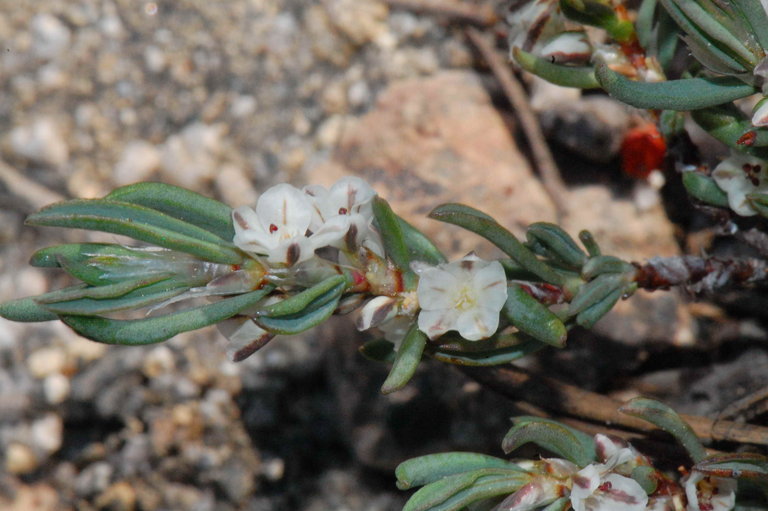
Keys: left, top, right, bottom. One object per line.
{"left": 27, "top": 347, "right": 67, "bottom": 379}
{"left": 9, "top": 117, "right": 69, "bottom": 166}
{"left": 43, "top": 372, "right": 71, "bottom": 405}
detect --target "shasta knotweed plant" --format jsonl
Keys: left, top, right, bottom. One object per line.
{"left": 5, "top": 0, "right": 768, "bottom": 509}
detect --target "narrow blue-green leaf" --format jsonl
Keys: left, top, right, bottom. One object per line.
{"left": 430, "top": 339, "right": 545, "bottom": 366}
{"left": 568, "top": 273, "right": 624, "bottom": 316}
{"left": 396, "top": 453, "right": 523, "bottom": 490}
{"left": 404, "top": 472, "right": 527, "bottom": 511}
{"left": 381, "top": 323, "right": 426, "bottom": 394}
{"left": 30, "top": 243, "right": 136, "bottom": 268}
{"left": 259, "top": 275, "right": 348, "bottom": 317}
{"left": 36, "top": 275, "right": 170, "bottom": 304}
{"left": 512, "top": 47, "right": 599, "bottom": 89}
{"left": 576, "top": 286, "right": 625, "bottom": 329}
{"left": 359, "top": 339, "right": 396, "bottom": 363}
{"left": 372, "top": 197, "right": 413, "bottom": 273}
{"left": 397, "top": 216, "right": 447, "bottom": 265}
{"left": 695, "top": 453, "right": 768, "bottom": 481}
{"left": 106, "top": 182, "right": 235, "bottom": 240}
{"left": 504, "top": 284, "right": 567, "bottom": 347}
{"left": 682, "top": 172, "right": 730, "bottom": 208}
{"left": 632, "top": 466, "right": 659, "bottom": 494}
{"left": 542, "top": 497, "right": 571, "bottom": 511}
{"left": 691, "top": 105, "right": 768, "bottom": 157}
{"left": 526, "top": 222, "right": 587, "bottom": 270}
{"left": 255, "top": 294, "right": 341, "bottom": 335}
{"left": 429, "top": 204, "right": 564, "bottom": 286}
{"left": 502, "top": 418, "right": 595, "bottom": 466}
{"left": 733, "top": 0, "right": 768, "bottom": 51}
{"left": 40, "top": 279, "right": 190, "bottom": 316}
{"left": 0, "top": 297, "right": 59, "bottom": 322}
{"left": 60, "top": 286, "right": 273, "bottom": 345}
{"left": 595, "top": 62, "right": 756, "bottom": 111}
{"left": 510, "top": 416, "right": 596, "bottom": 459}
{"left": 620, "top": 397, "right": 706, "bottom": 462}
{"left": 56, "top": 255, "right": 113, "bottom": 286}
{"left": 578, "top": 230, "right": 601, "bottom": 257}
{"left": 581, "top": 255, "right": 635, "bottom": 280}
{"left": 26, "top": 199, "right": 242, "bottom": 264}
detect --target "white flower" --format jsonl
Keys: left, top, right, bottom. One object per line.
{"left": 415, "top": 254, "right": 507, "bottom": 341}
{"left": 217, "top": 317, "right": 273, "bottom": 362}
{"left": 493, "top": 458, "right": 577, "bottom": 511}
{"left": 357, "top": 292, "right": 419, "bottom": 348}
{"left": 684, "top": 471, "right": 736, "bottom": 511}
{"left": 570, "top": 464, "right": 648, "bottom": 511}
{"left": 752, "top": 97, "right": 768, "bottom": 127}
{"left": 711, "top": 152, "right": 768, "bottom": 216}
{"left": 303, "top": 176, "right": 382, "bottom": 255}
{"left": 508, "top": 0, "right": 564, "bottom": 55}
{"left": 232, "top": 183, "right": 347, "bottom": 265}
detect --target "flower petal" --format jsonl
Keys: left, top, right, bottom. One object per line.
{"left": 418, "top": 308, "right": 459, "bottom": 340}
{"left": 417, "top": 267, "right": 460, "bottom": 310}
{"left": 455, "top": 307, "right": 499, "bottom": 341}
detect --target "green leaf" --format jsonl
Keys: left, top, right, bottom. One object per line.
{"left": 526, "top": 223, "right": 587, "bottom": 270}
{"left": 620, "top": 397, "right": 706, "bottom": 462}
{"left": 581, "top": 255, "right": 635, "bottom": 279}
{"left": 576, "top": 285, "right": 626, "bottom": 329}
{"left": 502, "top": 417, "right": 596, "bottom": 466}
{"left": 568, "top": 273, "right": 625, "bottom": 316}
{"left": 30, "top": 243, "right": 137, "bottom": 268}
{"left": 397, "top": 216, "right": 447, "bottom": 265}
{"left": 258, "top": 275, "right": 348, "bottom": 317}
{"left": 403, "top": 471, "right": 528, "bottom": 511}
{"left": 26, "top": 199, "right": 242, "bottom": 264}
{"left": 748, "top": 192, "right": 768, "bottom": 217}
{"left": 381, "top": 323, "right": 427, "bottom": 394}
{"left": 39, "top": 279, "right": 190, "bottom": 316}
{"left": 503, "top": 284, "right": 567, "bottom": 347}
{"left": 578, "top": 230, "right": 601, "bottom": 257}
{"left": 0, "top": 297, "right": 59, "bottom": 322}
{"left": 60, "top": 286, "right": 274, "bottom": 345}
{"left": 106, "top": 182, "right": 235, "bottom": 239}
{"left": 396, "top": 453, "right": 523, "bottom": 490}
{"left": 429, "top": 204, "right": 564, "bottom": 286}
{"left": 359, "top": 339, "right": 396, "bottom": 363}
{"left": 631, "top": 466, "right": 659, "bottom": 494}
{"left": 560, "top": 0, "right": 634, "bottom": 42}
{"left": 512, "top": 47, "right": 599, "bottom": 89}
{"left": 36, "top": 275, "right": 170, "bottom": 304}
{"left": 691, "top": 105, "right": 768, "bottom": 156}
{"left": 430, "top": 339, "right": 545, "bottom": 366}
{"left": 541, "top": 497, "right": 571, "bottom": 511}
{"left": 372, "top": 197, "right": 414, "bottom": 275}
{"left": 595, "top": 62, "right": 756, "bottom": 111}
{"left": 695, "top": 453, "right": 768, "bottom": 482}
{"left": 255, "top": 277, "right": 347, "bottom": 335}
{"left": 682, "top": 171, "right": 730, "bottom": 208}
{"left": 733, "top": 0, "right": 768, "bottom": 51}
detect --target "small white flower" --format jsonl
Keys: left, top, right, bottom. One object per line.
{"left": 233, "top": 183, "right": 347, "bottom": 265}
{"left": 415, "top": 254, "right": 507, "bottom": 341}
{"left": 684, "top": 471, "right": 736, "bottom": 511}
{"left": 507, "top": 0, "right": 565, "bottom": 56}
{"left": 217, "top": 317, "right": 274, "bottom": 362}
{"left": 570, "top": 464, "right": 648, "bottom": 511}
{"left": 711, "top": 152, "right": 768, "bottom": 216}
{"left": 303, "top": 176, "right": 382, "bottom": 254}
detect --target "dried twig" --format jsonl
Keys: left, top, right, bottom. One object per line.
{"left": 465, "top": 28, "right": 569, "bottom": 220}
{"left": 0, "top": 159, "right": 65, "bottom": 210}
{"left": 382, "top": 0, "right": 498, "bottom": 27}
{"left": 462, "top": 364, "right": 768, "bottom": 447}
{"left": 633, "top": 255, "right": 768, "bottom": 293}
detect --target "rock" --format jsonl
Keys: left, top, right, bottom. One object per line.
{"left": 113, "top": 140, "right": 161, "bottom": 185}
{"left": 5, "top": 442, "right": 38, "bottom": 475}
{"left": 94, "top": 481, "right": 136, "bottom": 511}
{"left": 43, "top": 372, "right": 70, "bottom": 405}
{"left": 142, "top": 345, "right": 176, "bottom": 379}
{"left": 0, "top": 482, "right": 60, "bottom": 510}
{"left": 75, "top": 461, "right": 114, "bottom": 498}
{"left": 214, "top": 165, "right": 258, "bottom": 207}
{"left": 8, "top": 117, "right": 69, "bottom": 166}
{"left": 160, "top": 123, "right": 227, "bottom": 189}
{"left": 31, "top": 14, "right": 71, "bottom": 59}
{"left": 30, "top": 413, "right": 63, "bottom": 455}
{"left": 27, "top": 347, "right": 67, "bottom": 379}
{"left": 325, "top": 0, "right": 389, "bottom": 46}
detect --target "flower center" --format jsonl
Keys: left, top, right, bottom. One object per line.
{"left": 454, "top": 284, "right": 477, "bottom": 311}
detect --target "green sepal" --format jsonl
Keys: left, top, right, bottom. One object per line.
{"left": 595, "top": 62, "right": 756, "bottom": 111}
{"left": 682, "top": 172, "right": 730, "bottom": 208}
{"left": 258, "top": 275, "right": 348, "bottom": 317}
{"left": 504, "top": 284, "right": 567, "bottom": 347}
{"left": 26, "top": 199, "right": 242, "bottom": 264}
{"left": 512, "top": 47, "right": 599, "bottom": 89}
{"left": 254, "top": 277, "right": 347, "bottom": 335}
{"left": 396, "top": 452, "right": 523, "bottom": 490}
{"left": 372, "top": 197, "right": 417, "bottom": 288}
{"left": 38, "top": 279, "right": 190, "bottom": 316}
{"left": 381, "top": 322, "right": 427, "bottom": 394}
{"left": 541, "top": 497, "right": 571, "bottom": 511}
{"left": 694, "top": 453, "right": 768, "bottom": 482}
{"left": 106, "top": 182, "right": 235, "bottom": 240}
{"left": 526, "top": 223, "right": 587, "bottom": 270}
{"left": 402, "top": 470, "right": 528, "bottom": 511}
{"left": 747, "top": 192, "right": 768, "bottom": 217}
{"left": 631, "top": 466, "right": 659, "bottom": 494}
{"left": 619, "top": 397, "right": 706, "bottom": 462}
{"left": 0, "top": 296, "right": 59, "bottom": 322}
{"left": 397, "top": 216, "right": 447, "bottom": 265}
{"left": 429, "top": 204, "right": 564, "bottom": 286}
{"left": 59, "top": 286, "right": 274, "bottom": 345}
{"left": 430, "top": 339, "right": 545, "bottom": 366}
{"left": 359, "top": 339, "right": 396, "bottom": 363}
{"left": 502, "top": 416, "right": 596, "bottom": 466}
{"left": 581, "top": 255, "right": 635, "bottom": 279}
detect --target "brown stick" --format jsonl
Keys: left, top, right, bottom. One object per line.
{"left": 462, "top": 364, "right": 768, "bottom": 447}
{"left": 465, "top": 28, "right": 569, "bottom": 220}
{"left": 382, "top": 0, "right": 498, "bottom": 27}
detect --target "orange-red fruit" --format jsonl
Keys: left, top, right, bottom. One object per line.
{"left": 620, "top": 123, "right": 666, "bottom": 179}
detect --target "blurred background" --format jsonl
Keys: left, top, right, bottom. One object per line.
{"left": 2, "top": 1, "right": 767, "bottom": 510}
